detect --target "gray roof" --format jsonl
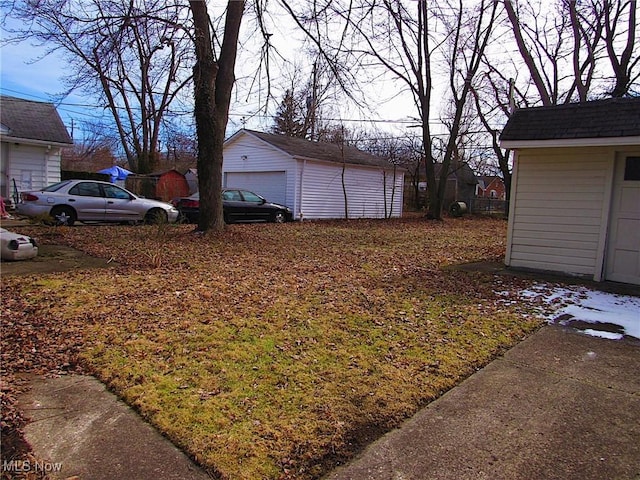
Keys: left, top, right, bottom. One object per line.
{"left": 500, "top": 97, "right": 640, "bottom": 141}
{"left": 235, "top": 129, "right": 396, "bottom": 169}
{"left": 0, "top": 95, "right": 73, "bottom": 145}
{"left": 434, "top": 162, "right": 478, "bottom": 185}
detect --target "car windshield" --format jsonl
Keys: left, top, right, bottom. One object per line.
{"left": 42, "top": 181, "right": 72, "bottom": 192}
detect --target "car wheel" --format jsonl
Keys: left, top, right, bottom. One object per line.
{"left": 50, "top": 206, "right": 76, "bottom": 226}
{"left": 145, "top": 208, "right": 168, "bottom": 224}
{"left": 176, "top": 211, "right": 189, "bottom": 224}
{"left": 272, "top": 211, "right": 286, "bottom": 223}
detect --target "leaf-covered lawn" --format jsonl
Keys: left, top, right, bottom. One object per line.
{"left": 1, "top": 217, "right": 542, "bottom": 479}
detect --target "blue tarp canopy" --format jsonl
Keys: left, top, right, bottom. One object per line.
{"left": 98, "top": 166, "right": 133, "bottom": 183}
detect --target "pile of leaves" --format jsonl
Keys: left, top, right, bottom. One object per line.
{"left": 1, "top": 217, "right": 543, "bottom": 479}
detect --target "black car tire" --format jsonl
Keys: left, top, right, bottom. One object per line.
{"left": 272, "top": 211, "right": 286, "bottom": 223}
{"left": 145, "top": 208, "right": 168, "bottom": 225}
{"left": 176, "top": 211, "right": 190, "bottom": 224}
{"left": 50, "top": 205, "right": 76, "bottom": 226}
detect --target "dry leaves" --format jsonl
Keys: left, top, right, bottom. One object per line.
{"left": 1, "top": 217, "right": 543, "bottom": 479}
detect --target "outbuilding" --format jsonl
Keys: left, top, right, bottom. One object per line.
{"left": 500, "top": 97, "right": 640, "bottom": 285}
{"left": 0, "top": 95, "right": 73, "bottom": 202}
{"left": 222, "top": 129, "right": 404, "bottom": 220}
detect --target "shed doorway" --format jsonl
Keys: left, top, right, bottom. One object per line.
{"left": 606, "top": 155, "right": 640, "bottom": 285}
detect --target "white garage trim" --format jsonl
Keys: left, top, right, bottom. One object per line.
{"left": 605, "top": 154, "right": 640, "bottom": 284}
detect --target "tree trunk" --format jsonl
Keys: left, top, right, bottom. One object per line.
{"left": 504, "top": 0, "right": 552, "bottom": 106}
{"left": 190, "top": 0, "right": 244, "bottom": 232}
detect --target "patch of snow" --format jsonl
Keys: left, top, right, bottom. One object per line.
{"left": 516, "top": 284, "right": 640, "bottom": 340}
{"left": 581, "top": 329, "right": 624, "bottom": 341}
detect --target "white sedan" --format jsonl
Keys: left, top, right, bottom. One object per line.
{"left": 16, "top": 180, "right": 180, "bottom": 226}
{"left": 0, "top": 228, "right": 38, "bottom": 261}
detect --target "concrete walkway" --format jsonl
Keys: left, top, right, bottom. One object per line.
{"left": 326, "top": 326, "right": 640, "bottom": 480}
{"left": 17, "top": 375, "right": 211, "bottom": 480}
{"left": 16, "top": 326, "right": 640, "bottom": 480}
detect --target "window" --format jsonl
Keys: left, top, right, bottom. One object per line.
{"left": 624, "top": 157, "right": 640, "bottom": 181}
{"left": 42, "top": 180, "right": 70, "bottom": 192}
{"left": 103, "top": 184, "right": 132, "bottom": 199}
{"left": 240, "top": 190, "right": 262, "bottom": 203}
{"left": 69, "top": 182, "right": 101, "bottom": 197}
{"left": 223, "top": 190, "right": 242, "bottom": 201}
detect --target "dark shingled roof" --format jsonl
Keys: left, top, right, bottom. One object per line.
{"left": 239, "top": 129, "right": 395, "bottom": 168}
{"left": 500, "top": 97, "right": 640, "bottom": 142}
{"left": 1, "top": 95, "right": 73, "bottom": 145}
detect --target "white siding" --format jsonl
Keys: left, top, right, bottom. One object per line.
{"left": 223, "top": 132, "right": 404, "bottom": 220}
{"left": 299, "top": 160, "right": 404, "bottom": 220}
{"left": 223, "top": 135, "right": 297, "bottom": 210}
{"left": 506, "top": 147, "right": 613, "bottom": 277}
{"left": 4, "top": 143, "right": 61, "bottom": 193}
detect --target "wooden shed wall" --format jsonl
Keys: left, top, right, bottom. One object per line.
{"left": 506, "top": 147, "right": 613, "bottom": 277}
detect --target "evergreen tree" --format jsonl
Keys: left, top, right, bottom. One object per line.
{"left": 271, "top": 89, "right": 310, "bottom": 138}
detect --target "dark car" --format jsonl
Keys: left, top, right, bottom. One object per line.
{"left": 175, "top": 189, "right": 293, "bottom": 224}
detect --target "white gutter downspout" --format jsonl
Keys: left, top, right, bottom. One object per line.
{"left": 44, "top": 145, "right": 51, "bottom": 183}
{"left": 298, "top": 159, "right": 306, "bottom": 220}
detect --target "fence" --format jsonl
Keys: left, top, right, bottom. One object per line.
{"left": 469, "top": 197, "right": 507, "bottom": 215}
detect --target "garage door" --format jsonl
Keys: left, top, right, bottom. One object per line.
{"left": 606, "top": 155, "right": 640, "bottom": 285}
{"left": 224, "top": 171, "right": 287, "bottom": 206}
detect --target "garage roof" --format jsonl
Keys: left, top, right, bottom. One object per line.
{"left": 500, "top": 97, "right": 640, "bottom": 147}
{"left": 0, "top": 95, "right": 73, "bottom": 145}
{"left": 230, "top": 129, "right": 398, "bottom": 169}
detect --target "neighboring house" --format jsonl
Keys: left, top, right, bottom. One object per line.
{"left": 476, "top": 175, "right": 505, "bottom": 200}
{"left": 221, "top": 129, "right": 404, "bottom": 220}
{"left": 416, "top": 162, "right": 478, "bottom": 211}
{"left": 500, "top": 97, "right": 640, "bottom": 285}
{"left": 0, "top": 96, "right": 73, "bottom": 202}
{"left": 437, "top": 161, "right": 478, "bottom": 209}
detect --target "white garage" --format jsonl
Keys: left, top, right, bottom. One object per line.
{"left": 224, "top": 171, "right": 287, "bottom": 206}
{"left": 500, "top": 98, "right": 640, "bottom": 285}
{"left": 222, "top": 129, "right": 404, "bottom": 220}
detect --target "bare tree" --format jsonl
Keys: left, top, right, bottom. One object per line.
{"left": 1, "top": 0, "right": 193, "bottom": 173}
{"left": 189, "top": 0, "right": 244, "bottom": 232}
{"left": 470, "top": 0, "right": 638, "bottom": 215}
{"left": 283, "top": 0, "right": 498, "bottom": 219}
{"left": 503, "top": 0, "right": 638, "bottom": 103}
{"left": 470, "top": 79, "right": 512, "bottom": 213}
{"left": 603, "top": 0, "right": 639, "bottom": 96}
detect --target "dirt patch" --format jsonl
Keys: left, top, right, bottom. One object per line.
{"left": 1, "top": 244, "right": 117, "bottom": 276}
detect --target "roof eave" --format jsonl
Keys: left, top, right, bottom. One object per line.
{"left": 0, "top": 134, "right": 73, "bottom": 147}
{"left": 226, "top": 129, "right": 296, "bottom": 160}
{"left": 292, "top": 154, "right": 406, "bottom": 171}
{"left": 500, "top": 136, "right": 640, "bottom": 149}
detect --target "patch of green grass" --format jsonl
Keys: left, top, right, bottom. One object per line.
{"left": 5, "top": 217, "right": 543, "bottom": 479}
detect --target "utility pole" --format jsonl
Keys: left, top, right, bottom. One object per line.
{"left": 308, "top": 60, "right": 318, "bottom": 141}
